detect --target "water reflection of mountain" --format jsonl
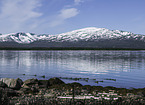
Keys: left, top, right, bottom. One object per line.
{"left": 0, "top": 50, "right": 145, "bottom": 74}
{"left": 1, "top": 50, "right": 145, "bottom": 60}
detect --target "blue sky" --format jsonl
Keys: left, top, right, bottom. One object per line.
{"left": 0, "top": 0, "right": 144, "bottom": 35}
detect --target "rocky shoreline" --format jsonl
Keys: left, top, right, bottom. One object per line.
{"left": 0, "top": 77, "right": 145, "bottom": 105}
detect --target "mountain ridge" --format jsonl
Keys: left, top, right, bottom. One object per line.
{"left": 0, "top": 27, "right": 145, "bottom": 49}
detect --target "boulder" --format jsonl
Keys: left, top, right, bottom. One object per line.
{"left": 31, "top": 86, "right": 39, "bottom": 93}
{"left": 48, "top": 77, "right": 65, "bottom": 86}
{"left": 23, "top": 78, "right": 39, "bottom": 86}
{"left": 21, "top": 84, "right": 30, "bottom": 89}
{"left": 137, "top": 91, "right": 145, "bottom": 97}
{"left": 68, "top": 82, "right": 82, "bottom": 87}
{"left": 0, "top": 81, "right": 8, "bottom": 88}
{"left": 20, "top": 85, "right": 39, "bottom": 94}
{"left": 4, "top": 88, "right": 18, "bottom": 97}
{"left": 0, "top": 78, "right": 23, "bottom": 90}
{"left": 0, "top": 87, "right": 18, "bottom": 97}
{"left": 38, "top": 80, "right": 49, "bottom": 88}
{"left": 19, "top": 87, "right": 31, "bottom": 94}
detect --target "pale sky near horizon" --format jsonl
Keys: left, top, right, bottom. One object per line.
{"left": 0, "top": 0, "right": 144, "bottom": 35}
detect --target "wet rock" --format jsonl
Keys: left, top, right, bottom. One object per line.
{"left": 5, "top": 88, "right": 18, "bottom": 97}
{"left": 0, "top": 81, "right": 8, "bottom": 88}
{"left": 38, "top": 80, "right": 49, "bottom": 88}
{"left": 23, "top": 78, "right": 39, "bottom": 87}
{"left": 48, "top": 77, "right": 65, "bottom": 86}
{"left": 19, "top": 87, "right": 31, "bottom": 94}
{"left": 19, "top": 84, "right": 30, "bottom": 94}
{"left": 19, "top": 86, "right": 39, "bottom": 94}
{"left": 3, "top": 88, "right": 18, "bottom": 97}
{"left": 137, "top": 91, "right": 145, "bottom": 97}
{"left": 0, "top": 78, "right": 23, "bottom": 90}
{"left": 68, "top": 82, "right": 82, "bottom": 87}
{"left": 20, "top": 79, "right": 40, "bottom": 94}
{"left": 21, "top": 84, "right": 29, "bottom": 89}
{"left": 31, "top": 86, "right": 39, "bottom": 93}
{"left": 0, "top": 88, "right": 9, "bottom": 104}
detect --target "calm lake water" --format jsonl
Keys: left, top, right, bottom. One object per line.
{"left": 0, "top": 50, "right": 145, "bottom": 88}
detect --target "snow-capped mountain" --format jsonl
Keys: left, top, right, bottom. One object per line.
{"left": 53, "top": 27, "right": 145, "bottom": 42}
{"left": 0, "top": 33, "right": 37, "bottom": 43}
{"left": 0, "top": 27, "right": 145, "bottom": 49}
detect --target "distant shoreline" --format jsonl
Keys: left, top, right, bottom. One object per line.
{"left": 0, "top": 47, "right": 145, "bottom": 50}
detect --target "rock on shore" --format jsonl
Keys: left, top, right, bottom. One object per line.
{"left": 0, "top": 77, "right": 145, "bottom": 105}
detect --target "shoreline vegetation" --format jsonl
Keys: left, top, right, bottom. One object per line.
{"left": 0, "top": 47, "right": 145, "bottom": 50}
{"left": 0, "top": 77, "right": 145, "bottom": 105}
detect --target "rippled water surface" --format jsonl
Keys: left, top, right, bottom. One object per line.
{"left": 0, "top": 50, "right": 145, "bottom": 88}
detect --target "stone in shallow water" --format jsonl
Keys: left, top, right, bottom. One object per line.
{"left": 0, "top": 78, "right": 23, "bottom": 90}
